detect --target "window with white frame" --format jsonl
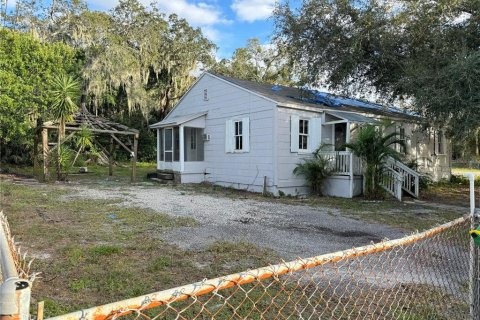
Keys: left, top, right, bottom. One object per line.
{"left": 225, "top": 118, "right": 250, "bottom": 153}
{"left": 234, "top": 121, "right": 243, "bottom": 150}
{"left": 299, "top": 119, "right": 309, "bottom": 150}
{"left": 399, "top": 127, "right": 406, "bottom": 154}
{"left": 436, "top": 130, "right": 445, "bottom": 155}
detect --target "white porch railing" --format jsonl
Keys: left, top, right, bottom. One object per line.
{"left": 386, "top": 157, "right": 420, "bottom": 198}
{"left": 379, "top": 167, "right": 404, "bottom": 201}
{"left": 319, "top": 151, "right": 362, "bottom": 175}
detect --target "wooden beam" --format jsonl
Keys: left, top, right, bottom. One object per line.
{"left": 109, "top": 137, "right": 114, "bottom": 176}
{"left": 41, "top": 128, "right": 49, "bottom": 181}
{"left": 42, "top": 125, "right": 137, "bottom": 136}
{"left": 33, "top": 129, "right": 39, "bottom": 176}
{"left": 110, "top": 134, "right": 133, "bottom": 154}
{"left": 48, "top": 132, "right": 76, "bottom": 153}
{"left": 131, "top": 134, "right": 138, "bottom": 183}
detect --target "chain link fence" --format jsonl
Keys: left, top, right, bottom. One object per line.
{"left": 44, "top": 215, "right": 471, "bottom": 320}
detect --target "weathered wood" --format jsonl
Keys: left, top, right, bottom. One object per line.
{"left": 110, "top": 134, "right": 133, "bottom": 154}
{"left": 48, "top": 132, "right": 76, "bottom": 153}
{"left": 42, "top": 125, "right": 137, "bottom": 135}
{"left": 109, "top": 137, "right": 114, "bottom": 176}
{"left": 131, "top": 134, "right": 138, "bottom": 183}
{"left": 33, "top": 129, "right": 39, "bottom": 176}
{"left": 41, "top": 128, "right": 49, "bottom": 181}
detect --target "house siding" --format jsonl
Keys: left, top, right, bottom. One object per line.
{"left": 274, "top": 106, "right": 323, "bottom": 196}
{"left": 169, "top": 73, "right": 277, "bottom": 192}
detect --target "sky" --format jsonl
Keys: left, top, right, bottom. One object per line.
{"left": 86, "top": 0, "right": 278, "bottom": 59}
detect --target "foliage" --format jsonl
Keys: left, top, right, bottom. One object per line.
{"left": 72, "top": 126, "right": 97, "bottom": 166}
{"left": 212, "top": 38, "right": 296, "bottom": 86}
{"left": 52, "top": 145, "right": 75, "bottom": 180}
{"left": 46, "top": 0, "right": 216, "bottom": 117}
{"left": 0, "top": 28, "right": 80, "bottom": 164}
{"left": 273, "top": 0, "right": 480, "bottom": 137}
{"left": 293, "top": 146, "right": 333, "bottom": 195}
{"left": 344, "top": 125, "right": 404, "bottom": 199}
{"left": 50, "top": 74, "right": 81, "bottom": 138}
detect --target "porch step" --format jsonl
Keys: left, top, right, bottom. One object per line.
{"left": 150, "top": 177, "right": 174, "bottom": 185}
{"left": 158, "top": 173, "right": 174, "bottom": 180}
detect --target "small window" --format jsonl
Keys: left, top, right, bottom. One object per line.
{"left": 235, "top": 121, "right": 243, "bottom": 150}
{"left": 436, "top": 130, "right": 444, "bottom": 155}
{"left": 203, "top": 89, "right": 208, "bottom": 101}
{"left": 299, "top": 119, "right": 309, "bottom": 150}
{"left": 399, "top": 127, "right": 406, "bottom": 154}
{"left": 190, "top": 129, "right": 197, "bottom": 150}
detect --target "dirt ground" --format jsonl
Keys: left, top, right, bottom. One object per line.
{"left": 65, "top": 184, "right": 407, "bottom": 260}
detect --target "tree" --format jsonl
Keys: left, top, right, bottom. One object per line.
{"left": 48, "top": 0, "right": 216, "bottom": 118}
{"left": 0, "top": 28, "right": 80, "bottom": 164}
{"left": 50, "top": 74, "right": 81, "bottom": 139}
{"left": 212, "top": 38, "right": 296, "bottom": 86}
{"left": 50, "top": 73, "right": 80, "bottom": 179}
{"left": 274, "top": 0, "right": 480, "bottom": 138}
{"left": 344, "top": 125, "right": 404, "bottom": 199}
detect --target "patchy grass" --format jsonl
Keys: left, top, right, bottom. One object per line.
{"left": 0, "top": 180, "right": 278, "bottom": 318}
{"left": 176, "top": 182, "right": 464, "bottom": 232}
{"left": 421, "top": 173, "right": 480, "bottom": 207}
{"left": 1, "top": 162, "right": 158, "bottom": 185}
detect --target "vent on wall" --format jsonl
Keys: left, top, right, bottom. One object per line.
{"left": 203, "top": 89, "right": 208, "bottom": 101}
{"left": 203, "top": 133, "right": 211, "bottom": 141}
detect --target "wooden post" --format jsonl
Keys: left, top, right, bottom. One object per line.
{"left": 131, "top": 134, "right": 138, "bottom": 183}
{"left": 33, "top": 129, "right": 39, "bottom": 176}
{"left": 41, "top": 128, "right": 49, "bottom": 181}
{"left": 109, "top": 137, "right": 114, "bottom": 176}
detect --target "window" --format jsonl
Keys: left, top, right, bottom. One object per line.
{"left": 203, "top": 89, "right": 208, "bottom": 101}
{"left": 164, "top": 128, "right": 173, "bottom": 162}
{"left": 436, "top": 130, "right": 444, "bottom": 155}
{"left": 159, "top": 129, "right": 164, "bottom": 161}
{"left": 234, "top": 121, "right": 243, "bottom": 150}
{"left": 190, "top": 129, "right": 197, "bottom": 150}
{"left": 299, "top": 119, "right": 309, "bottom": 150}
{"left": 225, "top": 118, "right": 249, "bottom": 153}
{"left": 399, "top": 127, "right": 406, "bottom": 154}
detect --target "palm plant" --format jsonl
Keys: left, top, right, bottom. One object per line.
{"left": 51, "top": 74, "right": 81, "bottom": 140}
{"left": 293, "top": 146, "right": 333, "bottom": 195}
{"left": 50, "top": 74, "right": 80, "bottom": 179}
{"left": 344, "top": 125, "right": 405, "bottom": 199}
{"left": 72, "top": 126, "right": 97, "bottom": 166}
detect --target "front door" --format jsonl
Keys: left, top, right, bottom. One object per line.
{"left": 163, "top": 128, "right": 174, "bottom": 170}
{"left": 334, "top": 123, "right": 347, "bottom": 151}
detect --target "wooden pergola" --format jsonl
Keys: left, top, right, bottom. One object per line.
{"left": 34, "top": 110, "right": 140, "bottom": 182}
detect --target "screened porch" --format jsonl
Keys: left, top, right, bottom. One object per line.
{"left": 151, "top": 112, "right": 207, "bottom": 173}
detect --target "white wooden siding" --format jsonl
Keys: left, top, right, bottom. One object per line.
{"left": 166, "top": 73, "right": 277, "bottom": 192}
{"left": 275, "top": 107, "right": 324, "bottom": 195}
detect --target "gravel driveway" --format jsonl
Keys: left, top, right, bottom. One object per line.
{"left": 70, "top": 185, "right": 406, "bottom": 260}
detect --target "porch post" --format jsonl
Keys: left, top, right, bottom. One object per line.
{"left": 349, "top": 153, "right": 354, "bottom": 198}
{"left": 156, "top": 129, "right": 160, "bottom": 169}
{"left": 346, "top": 121, "right": 351, "bottom": 143}
{"left": 179, "top": 125, "right": 185, "bottom": 172}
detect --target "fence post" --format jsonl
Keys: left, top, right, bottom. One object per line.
{"left": 467, "top": 173, "right": 480, "bottom": 319}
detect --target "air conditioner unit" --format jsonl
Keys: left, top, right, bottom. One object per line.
{"left": 202, "top": 133, "right": 211, "bottom": 141}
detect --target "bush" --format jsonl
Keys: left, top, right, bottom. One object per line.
{"left": 293, "top": 147, "right": 332, "bottom": 195}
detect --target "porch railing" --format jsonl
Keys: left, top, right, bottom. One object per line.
{"left": 379, "top": 167, "right": 403, "bottom": 201}
{"left": 386, "top": 157, "right": 420, "bottom": 198}
{"left": 319, "top": 151, "right": 362, "bottom": 175}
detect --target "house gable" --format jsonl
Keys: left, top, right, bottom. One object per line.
{"left": 163, "top": 72, "right": 278, "bottom": 122}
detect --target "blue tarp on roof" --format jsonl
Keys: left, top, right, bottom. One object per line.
{"left": 279, "top": 85, "right": 417, "bottom": 117}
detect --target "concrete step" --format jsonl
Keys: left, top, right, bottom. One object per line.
{"left": 158, "top": 173, "right": 174, "bottom": 180}
{"left": 150, "top": 178, "right": 174, "bottom": 185}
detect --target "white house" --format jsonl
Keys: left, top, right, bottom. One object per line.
{"left": 150, "top": 72, "right": 451, "bottom": 199}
